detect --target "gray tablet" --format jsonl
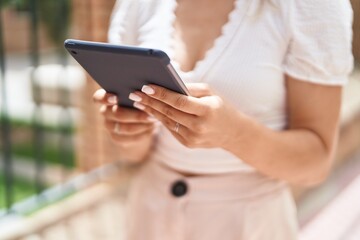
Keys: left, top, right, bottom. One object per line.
{"left": 64, "top": 39, "right": 189, "bottom": 108}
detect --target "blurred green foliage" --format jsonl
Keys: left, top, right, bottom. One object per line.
{"left": 10, "top": 118, "right": 75, "bottom": 168}
{"left": 0, "top": 0, "right": 27, "bottom": 9}
{"left": 12, "top": 141, "right": 75, "bottom": 169}
{"left": 0, "top": 118, "right": 74, "bottom": 210}
{"left": 38, "top": 0, "right": 71, "bottom": 46}
{"left": 1, "top": 0, "right": 71, "bottom": 46}
{"left": 0, "top": 173, "right": 36, "bottom": 209}
{"left": 11, "top": 118, "right": 74, "bottom": 134}
{"left": 0, "top": 0, "right": 12, "bottom": 7}
{"left": 0, "top": 0, "right": 8, "bottom": 7}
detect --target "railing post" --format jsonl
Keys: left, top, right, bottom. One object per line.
{"left": 29, "top": 0, "right": 45, "bottom": 195}
{"left": 351, "top": 0, "right": 360, "bottom": 62}
{"left": 57, "top": 0, "right": 73, "bottom": 180}
{"left": 0, "top": 0, "right": 14, "bottom": 212}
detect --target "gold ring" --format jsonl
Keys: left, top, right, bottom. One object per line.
{"left": 174, "top": 122, "right": 180, "bottom": 133}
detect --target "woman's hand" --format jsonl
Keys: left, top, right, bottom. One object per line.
{"left": 128, "top": 83, "right": 242, "bottom": 149}
{"left": 93, "top": 89, "right": 156, "bottom": 147}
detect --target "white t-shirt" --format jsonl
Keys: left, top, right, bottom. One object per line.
{"left": 108, "top": 0, "right": 354, "bottom": 174}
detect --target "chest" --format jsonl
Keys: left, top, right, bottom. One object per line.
{"left": 136, "top": 0, "right": 289, "bottom": 122}
{"left": 172, "top": 0, "right": 236, "bottom": 72}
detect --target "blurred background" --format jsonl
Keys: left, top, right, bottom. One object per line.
{"left": 0, "top": 0, "right": 359, "bottom": 239}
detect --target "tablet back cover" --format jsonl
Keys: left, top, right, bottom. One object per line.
{"left": 65, "top": 40, "right": 187, "bottom": 108}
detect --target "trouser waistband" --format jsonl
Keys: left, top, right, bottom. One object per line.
{"left": 135, "top": 160, "right": 287, "bottom": 202}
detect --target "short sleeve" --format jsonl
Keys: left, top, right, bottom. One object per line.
{"left": 283, "top": 0, "right": 354, "bottom": 85}
{"left": 108, "top": 0, "right": 138, "bottom": 45}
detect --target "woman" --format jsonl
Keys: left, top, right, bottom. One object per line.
{"left": 93, "top": 0, "right": 354, "bottom": 239}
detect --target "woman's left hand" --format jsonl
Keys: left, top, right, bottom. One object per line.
{"left": 128, "top": 83, "right": 243, "bottom": 149}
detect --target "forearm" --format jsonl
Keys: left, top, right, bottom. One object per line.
{"left": 131, "top": 80, "right": 341, "bottom": 186}
{"left": 224, "top": 114, "right": 337, "bottom": 186}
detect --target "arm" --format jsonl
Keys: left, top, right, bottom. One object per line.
{"left": 223, "top": 75, "right": 342, "bottom": 186}
{"left": 130, "top": 79, "right": 342, "bottom": 186}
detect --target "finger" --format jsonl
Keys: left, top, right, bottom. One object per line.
{"left": 138, "top": 85, "right": 208, "bottom": 116}
{"left": 93, "top": 89, "right": 118, "bottom": 105}
{"left": 138, "top": 105, "right": 193, "bottom": 137}
{"left": 109, "top": 129, "right": 154, "bottom": 146}
{"left": 105, "top": 121, "right": 155, "bottom": 135}
{"left": 146, "top": 109, "right": 201, "bottom": 148}
{"left": 186, "top": 83, "right": 212, "bottom": 97}
{"left": 101, "top": 104, "right": 154, "bottom": 123}
{"left": 136, "top": 105, "right": 202, "bottom": 148}
{"left": 130, "top": 92, "right": 198, "bottom": 129}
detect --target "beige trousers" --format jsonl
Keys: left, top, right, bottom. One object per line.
{"left": 125, "top": 160, "right": 298, "bottom": 240}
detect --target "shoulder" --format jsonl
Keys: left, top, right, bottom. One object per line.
{"left": 281, "top": 0, "right": 354, "bottom": 85}
{"left": 285, "top": 0, "right": 354, "bottom": 50}
{"left": 288, "top": 0, "right": 353, "bottom": 23}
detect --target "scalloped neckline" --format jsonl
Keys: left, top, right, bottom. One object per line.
{"left": 168, "top": 0, "right": 251, "bottom": 79}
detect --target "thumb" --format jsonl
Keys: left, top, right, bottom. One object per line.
{"left": 186, "top": 83, "right": 212, "bottom": 97}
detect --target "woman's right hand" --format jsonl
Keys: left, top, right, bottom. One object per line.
{"left": 93, "top": 89, "right": 156, "bottom": 147}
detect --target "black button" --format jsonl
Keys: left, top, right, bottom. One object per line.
{"left": 171, "top": 180, "right": 188, "bottom": 197}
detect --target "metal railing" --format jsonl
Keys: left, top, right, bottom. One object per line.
{"left": 0, "top": 0, "right": 76, "bottom": 218}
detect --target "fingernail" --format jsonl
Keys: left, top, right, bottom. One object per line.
{"left": 141, "top": 85, "right": 155, "bottom": 95}
{"left": 108, "top": 95, "right": 117, "bottom": 104}
{"left": 129, "top": 93, "right": 142, "bottom": 102}
{"left": 133, "top": 102, "right": 145, "bottom": 110}
{"left": 100, "top": 105, "right": 107, "bottom": 113}
{"left": 112, "top": 104, "right": 118, "bottom": 112}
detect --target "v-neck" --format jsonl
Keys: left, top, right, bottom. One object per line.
{"left": 167, "top": 0, "right": 252, "bottom": 81}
